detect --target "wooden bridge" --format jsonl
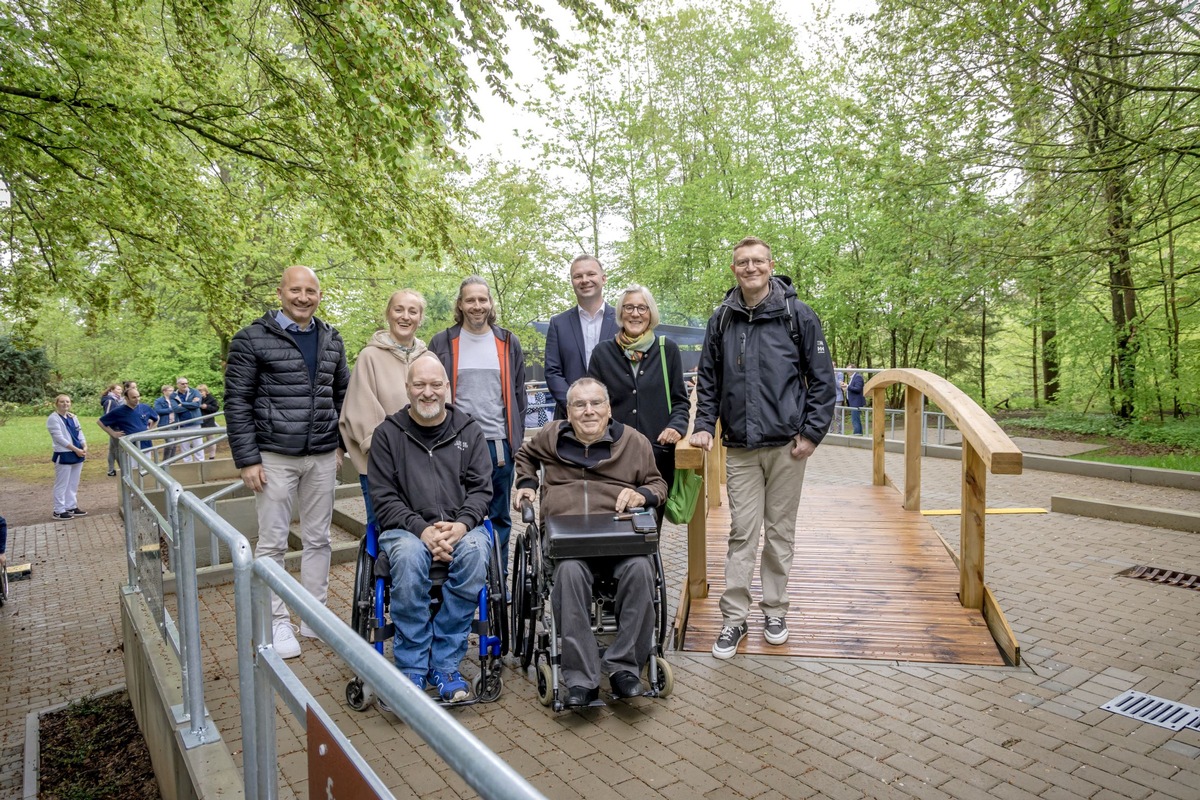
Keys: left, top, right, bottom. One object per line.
{"left": 673, "top": 368, "right": 1023, "bottom": 667}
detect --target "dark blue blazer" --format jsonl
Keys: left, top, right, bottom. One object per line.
{"left": 544, "top": 303, "right": 619, "bottom": 417}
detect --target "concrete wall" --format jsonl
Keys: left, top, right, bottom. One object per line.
{"left": 121, "top": 588, "right": 244, "bottom": 800}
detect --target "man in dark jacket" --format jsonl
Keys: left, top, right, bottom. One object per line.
{"left": 690, "top": 237, "right": 836, "bottom": 659}
{"left": 225, "top": 265, "right": 350, "bottom": 659}
{"left": 429, "top": 275, "right": 526, "bottom": 587}
{"left": 368, "top": 354, "right": 492, "bottom": 702}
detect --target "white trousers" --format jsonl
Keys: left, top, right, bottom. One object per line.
{"left": 53, "top": 460, "right": 84, "bottom": 513}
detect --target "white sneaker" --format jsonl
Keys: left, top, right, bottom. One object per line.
{"left": 273, "top": 621, "right": 301, "bottom": 659}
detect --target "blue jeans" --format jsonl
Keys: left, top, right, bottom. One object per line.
{"left": 379, "top": 525, "right": 488, "bottom": 675}
{"left": 487, "top": 440, "right": 514, "bottom": 584}
{"left": 851, "top": 407, "right": 864, "bottom": 436}
{"left": 358, "top": 474, "right": 376, "bottom": 532}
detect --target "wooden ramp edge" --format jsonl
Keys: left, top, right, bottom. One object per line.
{"left": 678, "top": 484, "right": 1008, "bottom": 666}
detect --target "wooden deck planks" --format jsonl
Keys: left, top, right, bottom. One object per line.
{"left": 680, "top": 484, "right": 1007, "bottom": 665}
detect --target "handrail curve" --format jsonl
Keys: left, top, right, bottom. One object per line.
{"left": 864, "top": 368, "right": 1022, "bottom": 475}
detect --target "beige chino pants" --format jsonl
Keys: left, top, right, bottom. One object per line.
{"left": 719, "top": 443, "right": 808, "bottom": 625}
{"left": 254, "top": 450, "right": 338, "bottom": 624}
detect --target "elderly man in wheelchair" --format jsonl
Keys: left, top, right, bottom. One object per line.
{"left": 513, "top": 377, "right": 668, "bottom": 708}
{"left": 366, "top": 354, "right": 494, "bottom": 703}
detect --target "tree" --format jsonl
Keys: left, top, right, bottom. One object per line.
{"left": 0, "top": 0, "right": 636, "bottom": 334}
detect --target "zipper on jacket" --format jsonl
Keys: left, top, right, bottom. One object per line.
{"left": 738, "top": 331, "right": 747, "bottom": 368}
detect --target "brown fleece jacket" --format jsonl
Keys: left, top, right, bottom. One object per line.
{"left": 514, "top": 419, "right": 667, "bottom": 518}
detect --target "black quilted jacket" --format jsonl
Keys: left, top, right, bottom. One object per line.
{"left": 224, "top": 313, "right": 350, "bottom": 468}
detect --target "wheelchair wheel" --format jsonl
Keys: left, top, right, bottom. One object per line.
{"left": 488, "top": 533, "right": 510, "bottom": 656}
{"left": 0, "top": 564, "right": 8, "bottom": 608}
{"left": 472, "top": 671, "right": 503, "bottom": 703}
{"left": 650, "top": 656, "right": 674, "bottom": 698}
{"left": 346, "top": 677, "right": 375, "bottom": 712}
{"left": 536, "top": 662, "right": 554, "bottom": 707}
{"left": 510, "top": 532, "right": 536, "bottom": 669}
{"left": 350, "top": 538, "right": 372, "bottom": 640}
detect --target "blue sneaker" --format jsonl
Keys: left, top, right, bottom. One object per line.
{"left": 379, "top": 672, "right": 425, "bottom": 714}
{"left": 428, "top": 669, "right": 470, "bottom": 703}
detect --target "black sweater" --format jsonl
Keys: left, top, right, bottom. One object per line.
{"left": 587, "top": 335, "right": 690, "bottom": 448}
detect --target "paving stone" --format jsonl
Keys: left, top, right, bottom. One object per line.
{"left": 6, "top": 444, "right": 1200, "bottom": 800}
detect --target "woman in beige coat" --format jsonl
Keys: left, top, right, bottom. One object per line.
{"left": 339, "top": 289, "right": 428, "bottom": 530}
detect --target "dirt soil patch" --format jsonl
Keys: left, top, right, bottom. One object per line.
{"left": 0, "top": 465, "right": 120, "bottom": 527}
{"left": 39, "top": 690, "right": 160, "bottom": 800}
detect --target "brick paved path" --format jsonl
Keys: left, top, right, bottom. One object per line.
{"left": 3, "top": 445, "right": 1200, "bottom": 799}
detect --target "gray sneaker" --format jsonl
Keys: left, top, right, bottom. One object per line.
{"left": 712, "top": 623, "right": 747, "bottom": 659}
{"left": 764, "top": 615, "right": 789, "bottom": 645}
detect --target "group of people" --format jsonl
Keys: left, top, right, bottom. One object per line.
{"left": 220, "top": 235, "right": 837, "bottom": 706}
{"left": 46, "top": 378, "right": 222, "bottom": 521}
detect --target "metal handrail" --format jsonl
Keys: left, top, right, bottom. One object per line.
{"left": 117, "top": 428, "right": 546, "bottom": 800}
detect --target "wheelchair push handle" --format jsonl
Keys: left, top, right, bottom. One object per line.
{"left": 520, "top": 498, "right": 535, "bottom": 524}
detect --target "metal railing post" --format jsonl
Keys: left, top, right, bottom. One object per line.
{"left": 251, "top": 574, "right": 278, "bottom": 800}
{"left": 173, "top": 488, "right": 214, "bottom": 745}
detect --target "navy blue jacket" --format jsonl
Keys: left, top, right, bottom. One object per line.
{"left": 544, "top": 304, "right": 619, "bottom": 417}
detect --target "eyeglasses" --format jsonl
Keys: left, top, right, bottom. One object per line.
{"left": 568, "top": 399, "right": 609, "bottom": 410}
{"left": 734, "top": 257, "right": 771, "bottom": 269}
{"left": 622, "top": 304, "right": 649, "bottom": 315}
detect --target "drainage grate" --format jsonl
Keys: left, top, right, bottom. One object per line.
{"left": 1117, "top": 565, "right": 1200, "bottom": 591}
{"left": 1101, "top": 690, "right": 1200, "bottom": 731}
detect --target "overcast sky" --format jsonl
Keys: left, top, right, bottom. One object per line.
{"left": 463, "top": 0, "right": 877, "bottom": 166}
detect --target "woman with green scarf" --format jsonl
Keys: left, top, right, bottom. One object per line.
{"left": 587, "top": 285, "right": 690, "bottom": 527}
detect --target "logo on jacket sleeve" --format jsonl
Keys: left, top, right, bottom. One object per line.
{"left": 817, "top": 341, "right": 827, "bottom": 354}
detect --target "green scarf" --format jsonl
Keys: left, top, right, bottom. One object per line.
{"left": 617, "top": 329, "right": 656, "bottom": 363}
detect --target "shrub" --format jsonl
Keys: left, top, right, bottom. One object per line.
{"left": 0, "top": 336, "right": 52, "bottom": 403}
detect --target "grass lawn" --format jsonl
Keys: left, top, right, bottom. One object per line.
{"left": 1068, "top": 449, "right": 1200, "bottom": 472}
{"left": 0, "top": 415, "right": 103, "bottom": 484}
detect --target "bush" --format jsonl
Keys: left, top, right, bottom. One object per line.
{"left": 1003, "top": 411, "right": 1200, "bottom": 451}
{"left": 50, "top": 378, "right": 106, "bottom": 416}
{"left": 0, "top": 336, "right": 52, "bottom": 403}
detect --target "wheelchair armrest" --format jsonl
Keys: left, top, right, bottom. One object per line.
{"left": 520, "top": 498, "right": 535, "bottom": 524}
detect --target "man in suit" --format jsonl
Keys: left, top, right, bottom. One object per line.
{"left": 544, "top": 255, "right": 619, "bottom": 419}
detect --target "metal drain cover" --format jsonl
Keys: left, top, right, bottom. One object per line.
{"left": 1117, "top": 565, "right": 1200, "bottom": 590}
{"left": 1102, "top": 690, "right": 1200, "bottom": 731}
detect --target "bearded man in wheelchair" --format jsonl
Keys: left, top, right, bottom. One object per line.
{"left": 367, "top": 354, "right": 494, "bottom": 702}
{"left": 513, "top": 377, "right": 667, "bottom": 708}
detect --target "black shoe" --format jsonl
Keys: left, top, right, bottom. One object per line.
{"left": 609, "top": 671, "right": 643, "bottom": 699}
{"left": 68, "top": 508, "right": 87, "bottom": 517}
{"left": 565, "top": 685, "right": 599, "bottom": 708}
{"left": 107, "top": 470, "right": 117, "bottom": 477}
{"left": 52, "top": 511, "right": 74, "bottom": 520}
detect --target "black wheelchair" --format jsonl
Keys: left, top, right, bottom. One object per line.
{"left": 345, "top": 520, "right": 508, "bottom": 711}
{"left": 509, "top": 500, "right": 674, "bottom": 711}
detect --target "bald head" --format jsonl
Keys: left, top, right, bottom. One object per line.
{"left": 406, "top": 354, "right": 450, "bottom": 426}
{"left": 277, "top": 265, "right": 322, "bottom": 328}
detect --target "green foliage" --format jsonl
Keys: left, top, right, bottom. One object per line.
{"left": 1070, "top": 451, "right": 1200, "bottom": 472}
{"left": 0, "top": 0, "right": 636, "bottom": 340}
{"left": 1003, "top": 412, "right": 1200, "bottom": 452}
{"left": 0, "top": 336, "right": 52, "bottom": 403}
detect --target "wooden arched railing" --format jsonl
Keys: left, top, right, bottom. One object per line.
{"left": 865, "top": 368, "right": 1023, "bottom": 664}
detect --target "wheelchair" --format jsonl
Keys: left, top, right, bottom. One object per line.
{"left": 345, "top": 520, "right": 508, "bottom": 711}
{"left": 509, "top": 499, "right": 674, "bottom": 711}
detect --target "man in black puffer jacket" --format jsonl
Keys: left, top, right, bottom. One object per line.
{"left": 225, "top": 265, "right": 350, "bottom": 659}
